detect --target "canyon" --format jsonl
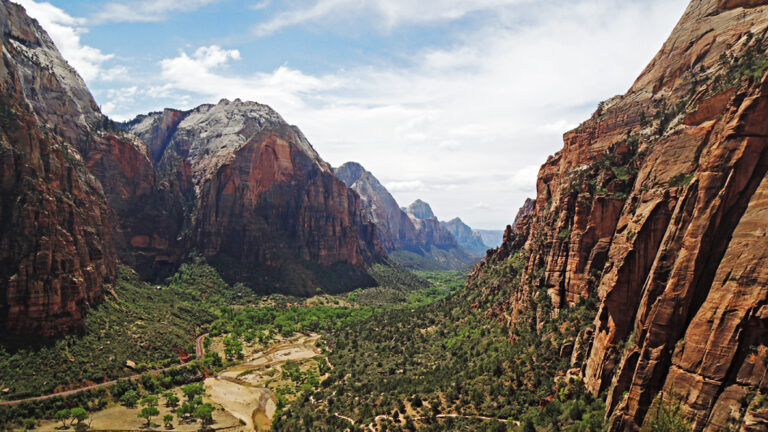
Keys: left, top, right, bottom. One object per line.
{"left": 335, "top": 162, "right": 485, "bottom": 270}
{"left": 2, "top": 0, "right": 768, "bottom": 431}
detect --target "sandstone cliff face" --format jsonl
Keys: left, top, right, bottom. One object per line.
{"left": 0, "top": 2, "right": 117, "bottom": 336}
{"left": 128, "top": 102, "right": 383, "bottom": 294}
{"left": 469, "top": 0, "right": 768, "bottom": 430}
{"left": 0, "top": 0, "right": 385, "bottom": 334}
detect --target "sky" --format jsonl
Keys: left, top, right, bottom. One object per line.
{"left": 14, "top": 0, "right": 689, "bottom": 230}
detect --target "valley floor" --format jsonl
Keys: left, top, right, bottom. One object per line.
{"left": 1, "top": 260, "right": 607, "bottom": 432}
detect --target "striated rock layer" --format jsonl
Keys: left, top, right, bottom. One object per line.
{"left": 0, "top": 2, "right": 117, "bottom": 336}
{"left": 469, "top": 0, "right": 768, "bottom": 430}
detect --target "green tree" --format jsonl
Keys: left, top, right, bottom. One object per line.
{"left": 120, "top": 390, "right": 139, "bottom": 408}
{"left": 138, "top": 407, "right": 160, "bottom": 427}
{"left": 223, "top": 336, "right": 243, "bottom": 360}
{"left": 163, "top": 414, "right": 174, "bottom": 429}
{"left": 164, "top": 392, "right": 180, "bottom": 409}
{"left": 177, "top": 402, "right": 194, "bottom": 423}
{"left": 194, "top": 403, "right": 215, "bottom": 428}
{"left": 69, "top": 408, "right": 88, "bottom": 427}
{"left": 54, "top": 409, "right": 70, "bottom": 428}
{"left": 182, "top": 383, "right": 204, "bottom": 401}
{"left": 141, "top": 395, "right": 159, "bottom": 408}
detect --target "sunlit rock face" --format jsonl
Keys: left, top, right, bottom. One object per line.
{"left": 128, "top": 101, "right": 383, "bottom": 295}
{"left": 469, "top": 0, "right": 768, "bottom": 430}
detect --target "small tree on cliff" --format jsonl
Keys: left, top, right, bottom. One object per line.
{"left": 641, "top": 394, "right": 691, "bottom": 432}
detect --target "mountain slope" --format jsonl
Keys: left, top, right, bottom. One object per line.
{"left": 469, "top": 1, "right": 768, "bottom": 430}
{"left": 0, "top": 1, "right": 386, "bottom": 336}
{"left": 334, "top": 161, "right": 418, "bottom": 250}
{"left": 335, "top": 162, "right": 478, "bottom": 270}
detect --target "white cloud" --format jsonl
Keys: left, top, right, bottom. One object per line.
{"left": 506, "top": 165, "right": 541, "bottom": 193}
{"left": 14, "top": 0, "right": 116, "bottom": 82}
{"left": 251, "top": 1, "right": 272, "bottom": 11}
{"left": 385, "top": 181, "right": 426, "bottom": 193}
{"left": 91, "top": 0, "right": 222, "bottom": 24}
{"left": 251, "top": 0, "right": 530, "bottom": 37}
{"left": 157, "top": 45, "right": 336, "bottom": 112}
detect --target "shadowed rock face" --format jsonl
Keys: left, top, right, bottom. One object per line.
{"left": 335, "top": 161, "right": 418, "bottom": 251}
{"left": 0, "top": 2, "right": 117, "bottom": 336}
{"left": 469, "top": 0, "right": 768, "bottom": 430}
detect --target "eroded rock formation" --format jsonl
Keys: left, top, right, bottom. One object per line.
{"left": 470, "top": 0, "right": 768, "bottom": 430}
{"left": 0, "top": 1, "right": 117, "bottom": 336}
{"left": 0, "top": 1, "right": 385, "bottom": 333}
{"left": 128, "top": 102, "right": 383, "bottom": 295}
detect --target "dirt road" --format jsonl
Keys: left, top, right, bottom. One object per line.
{"left": 0, "top": 333, "right": 209, "bottom": 406}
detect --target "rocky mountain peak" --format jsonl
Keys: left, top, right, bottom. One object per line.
{"left": 406, "top": 199, "right": 435, "bottom": 220}
{"left": 1, "top": 2, "right": 102, "bottom": 140}
{"left": 128, "top": 98, "right": 327, "bottom": 186}
{"left": 441, "top": 217, "right": 488, "bottom": 256}
{"left": 334, "top": 161, "right": 367, "bottom": 184}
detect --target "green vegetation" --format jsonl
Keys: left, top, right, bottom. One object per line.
{"left": 668, "top": 172, "right": 695, "bottom": 188}
{"left": 0, "top": 247, "right": 606, "bottom": 431}
{"left": 640, "top": 395, "right": 691, "bottom": 432}
{"left": 710, "top": 32, "right": 768, "bottom": 95}
{"left": 569, "top": 132, "right": 641, "bottom": 201}
{"left": 274, "top": 247, "right": 604, "bottom": 431}
{"left": 654, "top": 98, "right": 690, "bottom": 134}
{"left": 389, "top": 248, "right": 479, "bottom": 272}
{"left": 0, "top": 265, "right": 222, "bottom": 400}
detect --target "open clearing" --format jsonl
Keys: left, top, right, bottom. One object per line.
{"left": 205, "top": 333, "right": 322, "bottom": 431}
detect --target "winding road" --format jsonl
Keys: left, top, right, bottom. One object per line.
{"left": 0, "top": 333, "right": 209, "bottom": 407}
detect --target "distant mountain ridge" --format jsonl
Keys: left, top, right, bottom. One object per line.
{"left": 441, "top": 218, "right": 488, "bottom": 256}
{"left": 473, "top": 229, "right": 504, "bottom": 248}
{"left": 335, "top": 162, "right": 479, "bottom": 270}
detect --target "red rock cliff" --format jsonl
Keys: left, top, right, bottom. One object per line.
{"left": 129, "top": 100, "right": 383, "bottom": 295}
{"left": 470, "top": 0, "right": 768, "bottom": 430}
{"left": 0, "top": 2, "right": 117, "bottom": 336}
